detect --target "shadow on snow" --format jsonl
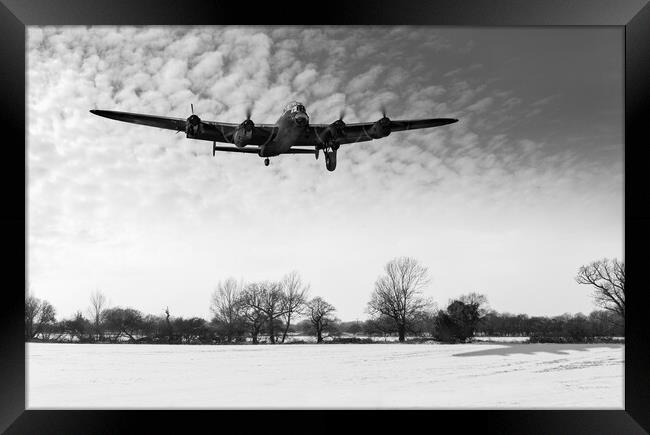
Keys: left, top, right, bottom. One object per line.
{"left": 452, "top": 343, "right": 623, "bottom": 357}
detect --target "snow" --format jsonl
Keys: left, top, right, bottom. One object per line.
{"left": 473, "top": 336, "right": 530, "bottom": 343}
{"left": 283, "top": 334, "right": 402, "bottom": 343}
{"left": 27, "top": 342, "right": 624, "bottom": 408}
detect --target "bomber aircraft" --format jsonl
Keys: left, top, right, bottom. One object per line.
{"left": 90, "top": 101, "right": 458, "bottom": 171}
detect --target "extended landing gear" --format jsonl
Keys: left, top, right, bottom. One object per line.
{"left": 324, "top": 149, "right": 337, "bottom": 172}
{"left": 264, "top": 158, "right": 270, "bottom": 167}
{"left": 320, "top": 140, "right": 338, "bottom": 171}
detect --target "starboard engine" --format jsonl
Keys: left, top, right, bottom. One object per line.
{"left": 234, "top": 118, "right": 254, "bottom": 147}
{"left": 319, "top": 109, "right": 347, "bottom": 151}
{"left": 321, "top": 118, "right": 345, "bottom": 150}
{"left": 368, "top": 115, "right": 391, "bottom": 139}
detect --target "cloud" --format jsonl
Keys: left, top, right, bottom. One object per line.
{"left": 532, "top": 94, "right": 561, "bottom": 107}
{"left": 466, "top": 97, "right": 493, "bottom": 112}
{"left": 189, "top": 51, "right": 225, "bottom": 82}
{"left": 346, "top": 65, "right": 385, "bottom": 96}
{"left": 292, "top": 67, "right": 318, "bottom": 91}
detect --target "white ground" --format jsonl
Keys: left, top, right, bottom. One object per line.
{"left": 27, "top": 342, "right": 624, "bottom": 409}
{"left": 472, "top": 336, "right": 530, "bottom": 343}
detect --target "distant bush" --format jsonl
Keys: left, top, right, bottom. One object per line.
{"left": 477, "top": 310, "right": 623, "bottom": 338}
{"left": 529, "top": 335, "right": 625, "bottom": 344}
{"left": 434, "top": 299, "right": 484, "bottom": 343}
{"left": 326, "top": 337, "right": 374, "bottom": 344}
{"left": 404, "top": 337, "right": 437, "bottom": 344}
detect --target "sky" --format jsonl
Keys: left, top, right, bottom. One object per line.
{"left": 27, "top": 26, "right": 623, "bottom": 322}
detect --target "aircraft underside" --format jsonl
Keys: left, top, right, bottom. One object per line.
{"left": 230, "top": 140, "right": 338, "bottom": 171}
{"left": 91, "top": 100, "right": 458, "bottom": 173}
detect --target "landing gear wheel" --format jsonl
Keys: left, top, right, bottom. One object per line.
{"left": 264, "top": 158, "right": 270, "bottom": 166}
{"left": 324, "top": 149, "right": 337, "bottom": 172}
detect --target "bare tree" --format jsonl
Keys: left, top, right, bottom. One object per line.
{"left": 141, "top": 313, "right": 166, "bottom": 342}
{"left": 458, "top": 292, "right": 490, "bottom": 318}
{"left": 89, "top": 290, "right": 107, "bottom": 341}
{"left": 25, "top": 295, "right": 57, "bottom": 341}
{"left": 367, "top": 256, "right": 431, "bottom": 342}
{"left": 307, "top": 297, "right": 337, "bottom": 343}
{"left": 25, "top": 294, "right": 41, "bottom": 340}
{"left": 280, "top": 271, "right": 309, "bottom": 343}
{"left": 210, "top": 278, "right": 245, "bottom": 343}
{"left": 173, "top": 317, "right": 209, "bottom": 344}
{"left": 576, "top": 258, "right": 625, "bottom": 323}
{"left": 63, "top": 311, "right": 92, "bottom": 342}
{"left": 243, "top": 281, "right": 287, "bottom": 343}
{"left": 103, "top": 307, "right": 144, "bottom": 342}
{"left": 364, "top": 314, "right": 396, "bottom": 339}
{"left": 164, "top": 307, "right": 173, "bottom": 343}
{"left": 239, "top": 283, "right": 268, "bottom": 344}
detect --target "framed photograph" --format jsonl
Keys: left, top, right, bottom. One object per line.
{"left": 4, "top": 0, "right": 649, "bottom": 432}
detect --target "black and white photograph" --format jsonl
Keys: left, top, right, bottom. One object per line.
{"left": 26, "top": 25, "right": 626, "bottom": 409}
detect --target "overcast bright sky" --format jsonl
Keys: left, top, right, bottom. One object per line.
{"left": 27, "top": 26, "right": 623, "bottom": 321}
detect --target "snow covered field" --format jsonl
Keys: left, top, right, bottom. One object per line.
{"left": 27, "top": 342, "right": 623, "bottom": 408}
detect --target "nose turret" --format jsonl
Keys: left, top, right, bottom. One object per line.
{"left": 294, "top": 112, "right": 309, "bottom": 126}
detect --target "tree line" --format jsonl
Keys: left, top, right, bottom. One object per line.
{"left": 25, "top": 256, "right": 624, "bottom": 344}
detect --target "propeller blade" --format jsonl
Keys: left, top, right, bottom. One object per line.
{"left": 380, "top": 104, "right": 387, "bottom": 118}
{"left": 191, "top": 103, "right": 194, "bottom": 115}
{"left": 245, "top": 102, "right": 255, "bottom": 120}
{"left": 339, "top": 108, "right": 346, "bottom": 121}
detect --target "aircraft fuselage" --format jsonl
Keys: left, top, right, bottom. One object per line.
{"left": 258, "top": 106, "right": 310, "bottom": 157}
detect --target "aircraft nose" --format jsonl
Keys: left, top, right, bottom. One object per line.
{"left": 294, "top": 114, "right": 308, "bottom": 126}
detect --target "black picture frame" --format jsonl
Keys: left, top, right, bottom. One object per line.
{"left": 3, "top": 0, "right": 649, "bottom": 432}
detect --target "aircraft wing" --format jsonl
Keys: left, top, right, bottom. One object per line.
{"left": 89, "top": 110, "right": 277, "bottom": 145}
{"left": 302, "top": 118, "right": 458, "bottom": 146}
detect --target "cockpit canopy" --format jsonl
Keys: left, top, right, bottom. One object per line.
{"left": 284, "top": 101, "right": 307, "bottom": 115}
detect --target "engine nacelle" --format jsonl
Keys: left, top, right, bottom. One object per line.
{"left": 185, "top": 114, "right": 202, "bottom": 138}
{"left": 234, "top": 119, "right": 254, "bottom": 147}
{"left": 321, "top": 119, "right": 346, "bottom": 147}
{"left": 368, "top": 116, "right": 391, "bottom": 139}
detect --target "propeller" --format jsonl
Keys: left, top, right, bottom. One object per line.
{"left": 178, "top": 104, "right": 195, "bottom": 134}
{"left": 184, "top": 103, "right": 202, "bottom": 136}
{"left": 335, "top": 108, "right": 346, "bottom": 127}
{"left": 380, "top": 104, "right": 389, "bottom": 120}
{"left": 241, "top": 103, "right": 255, "bottom": 132}
{"left": 187, "top": 103, "right": 200, "bottom": 123}
{"left": 245, "top": 101, "right": 256, "bottom": 121}
{"left": 378, "top": 104, "right": 391, "bottom": 128}
{"left": 368, "top": 104, "right": 392, "bottom": 139}
{"left": 328, "top": 107, "right": 347, "bottom": 140}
